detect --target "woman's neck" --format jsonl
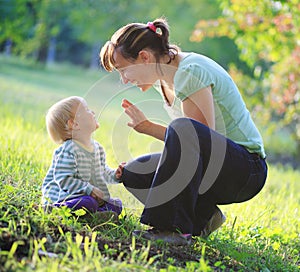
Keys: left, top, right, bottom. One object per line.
{"left": 160, "top": 53, "right": 182, "bottom": 85}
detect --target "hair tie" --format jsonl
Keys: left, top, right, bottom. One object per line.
{"left": 147, "top": 22, "right": 157, "bottom": 33}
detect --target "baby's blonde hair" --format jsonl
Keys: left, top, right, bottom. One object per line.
{"left": 46, "top": 96, "right": 83, "bottom": 144}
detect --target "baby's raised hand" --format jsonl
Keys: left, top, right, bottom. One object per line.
{"left": 115, "top": 162, "right": 126, "bottom": 180}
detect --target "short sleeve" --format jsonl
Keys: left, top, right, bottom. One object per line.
{"left": 175, "top": 64, "right": 214, "bottom": 101}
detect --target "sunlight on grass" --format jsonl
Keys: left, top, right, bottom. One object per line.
{"left": 222, "top": 166, "right": 300, "bottom": 234}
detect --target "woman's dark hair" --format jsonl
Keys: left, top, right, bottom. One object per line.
{"left": 100, "top": 17, "right": 180, "bottom": 72}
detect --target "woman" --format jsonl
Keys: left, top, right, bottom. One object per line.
{"left": 100, "top": 18, "right": 267, "bottom": 245}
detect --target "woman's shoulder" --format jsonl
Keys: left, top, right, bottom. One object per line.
{"left": 177, "top": 52, "right": 231, "bottom": 84}
{"left": 176, "top": 52, "right": 213, "bottom": 80}
{"left": 179, "top": 52, "right": 219, "bottom": 69}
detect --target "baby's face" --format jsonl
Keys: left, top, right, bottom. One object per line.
{"left": 74, "top": 99, "right": 99, "bottom": 132}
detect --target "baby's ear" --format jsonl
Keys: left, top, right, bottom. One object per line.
{"left": 67, "top": 119, "right": 79, "bottom": 130}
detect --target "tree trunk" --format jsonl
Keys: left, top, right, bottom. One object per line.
{"left": 4, "top": 39, "right": 12, "bottom": 56}
{"left": 46, "top": 37, "right": 57, "bottom": 66}
{"left": 90, "top": 42, "right": 100, "bottom": 69}
{"left": 37, "top": 45, "right": 48, "bottom": 63}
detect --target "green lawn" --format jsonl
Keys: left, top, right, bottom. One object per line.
{"left": 1, "top": 55, "right": 300, "bottom": 271}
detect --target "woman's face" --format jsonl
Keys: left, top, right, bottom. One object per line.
{"left": 113, "top": 48, "right": 158, "bottom": 92}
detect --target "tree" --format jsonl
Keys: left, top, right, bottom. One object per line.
{"left": 191, "top": 0, "right": 300, "bottom": 157}
{"left": 68, "top": 0, "right": 145, "bottom": 68}
{"left": 0, "top": 0, "right": 37, "bottom": 56}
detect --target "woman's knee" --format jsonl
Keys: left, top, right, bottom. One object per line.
{"left": 166, "top": 118, "right": 208, "bottom": 146}
{"left": 168, "top": 118, "right": 207, "bottom": 136}
{"left": 121, "top": 153, "right": 160, "bottom": 189}
{"left": 168, "top": 118, "right": 192, "bottom": 131}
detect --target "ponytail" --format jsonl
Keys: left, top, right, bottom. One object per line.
{"left": 100, "top": 17, "right": 180, "bottom": 71}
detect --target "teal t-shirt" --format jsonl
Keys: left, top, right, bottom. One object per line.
{"left": 158, "top": 52, "right": 266, "bottom": 158}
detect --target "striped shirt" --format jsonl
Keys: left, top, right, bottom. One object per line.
{"left": 42, "top": 139, "right": 118, "bottom": 204}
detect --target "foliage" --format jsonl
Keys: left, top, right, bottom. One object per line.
{"left": 191, "top": 0, "right": 300, "bottom": 156}
{"left": 0, "top": 0, "right": 36, "bottom": 52}
{"left": 0, "top": 0, "right": 240, "bottom": 69}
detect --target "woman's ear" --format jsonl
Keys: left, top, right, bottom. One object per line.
{"left": 138, "top": 50, "right": 151, "bottom": 63}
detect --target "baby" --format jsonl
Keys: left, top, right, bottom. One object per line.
{"left": 42, "top": 96, "right": 123, "bottom": 215}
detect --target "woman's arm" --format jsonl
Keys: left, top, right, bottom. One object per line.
{"left": 181, "top": 86, "right": 215, "bottom": 130}
{"left": 122, "top": 99, "right": 166, "bottom": 141}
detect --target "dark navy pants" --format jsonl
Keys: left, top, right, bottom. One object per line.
{"left": 122, "top": 118, "right": 267, "bottom": 235}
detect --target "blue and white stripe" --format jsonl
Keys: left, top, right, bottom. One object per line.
{"left": 42, "top": 139, "right": 117, "bottom": 204}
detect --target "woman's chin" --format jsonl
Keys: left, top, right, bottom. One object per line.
{"left": 138, "top": 84, "right": 152, "bottom": 92}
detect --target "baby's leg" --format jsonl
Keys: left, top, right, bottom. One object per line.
{"left": 55, "top": 196, "right": 99, "bottom": 212}
{"left": 97, "top": 198, "right": 123, "bottom": 215}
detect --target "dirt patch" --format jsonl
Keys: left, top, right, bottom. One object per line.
{"left": 0, "top": 224, "right": 204, "bottom": 270}
{"left": 96, "top": 236, "right": 200, "bottom": 266}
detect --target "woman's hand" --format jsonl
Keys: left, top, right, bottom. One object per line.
{"left": 121, "top": 98, "right": 167, "bottom": 141}
{"left": 121, "top": 99, "right": 150, "bottom": 133}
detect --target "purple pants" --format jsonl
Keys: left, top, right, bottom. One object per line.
{"left": 54, "top": 196, "right": 122, "bottom": 215}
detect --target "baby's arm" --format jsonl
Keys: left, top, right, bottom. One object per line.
{"left": 115, "top": 162, "right": 126, "bottom": 180}
{"left": 97, "top": 144, "right": 124, "bottom": 184}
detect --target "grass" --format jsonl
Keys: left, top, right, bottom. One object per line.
{"left": 1, "top": 55, "right": 300, "bottom": 271}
